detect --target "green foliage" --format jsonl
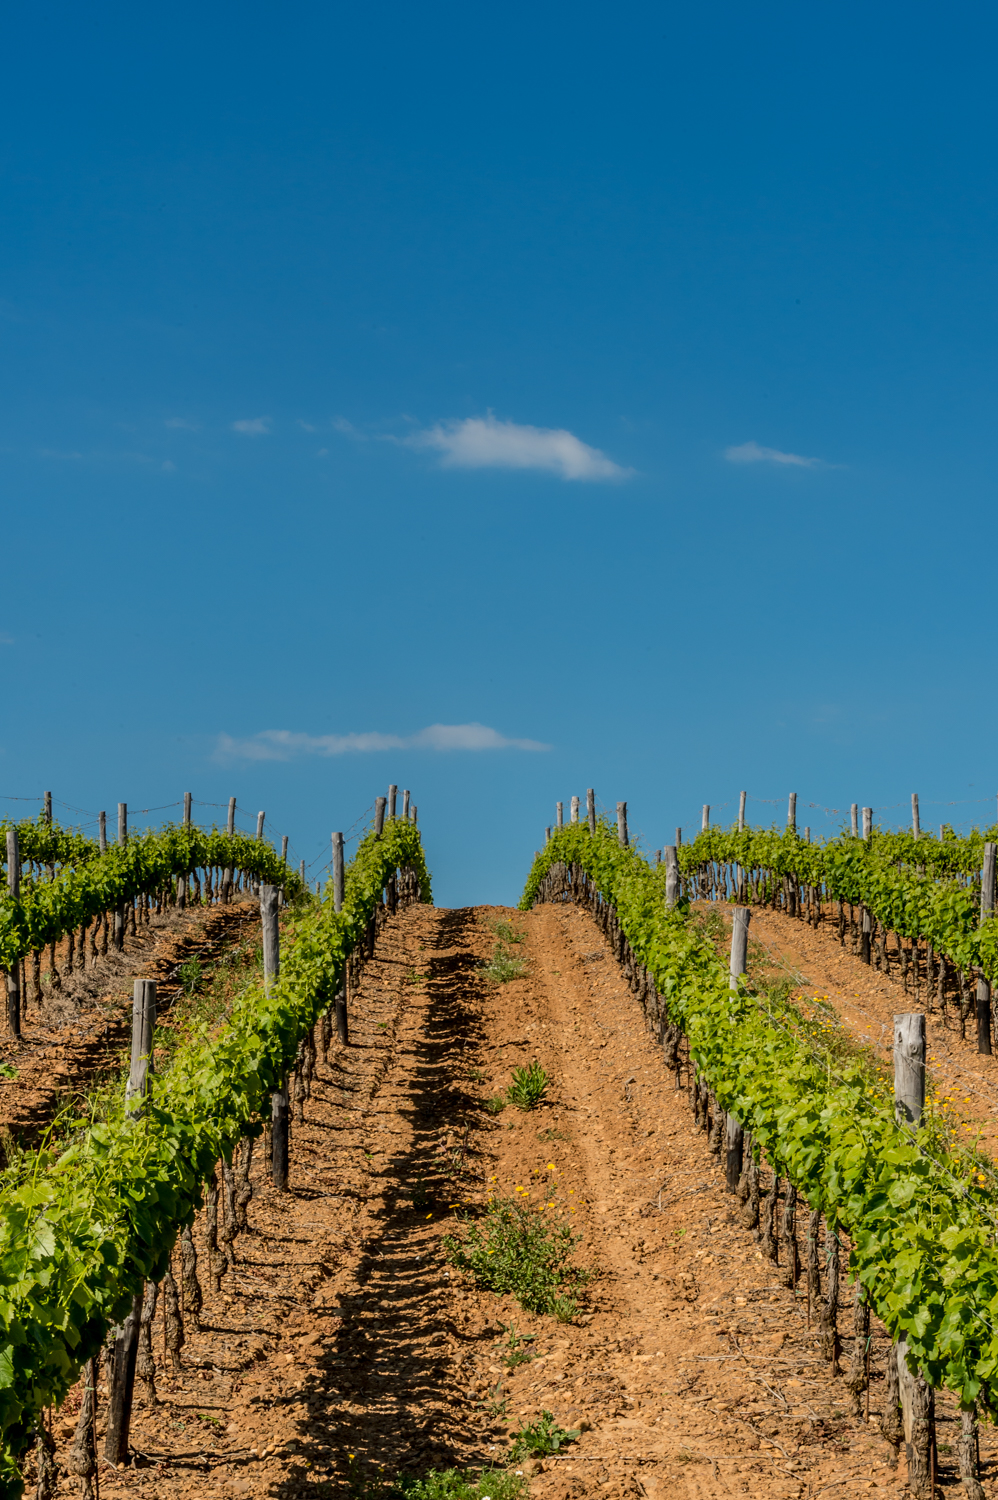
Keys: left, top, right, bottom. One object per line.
{"left": 0, "top": 820, "right": 304, "bottom": 969}
{"left": 485, "top": 1095, "right": 506, "bottom": 1114}
{"left": 177, "top": 956, "right": 203, "bottom": 995}
{"left": 381, "top": 1470, "right": 527, "bottom": 1500}
{"left": 443, "top": 1192, "right": 589, "bottom": 1317}
{"left": 506, "top": 1061, "right": 547, "bottom": 1111}
{"left": 521, "top": 823, "right": 998, "bottom": 1417}
{"left": 502, "top": 1323, "right": 535, "bottom": 1369}
{"left": 485, "top": 917, "right": 524, "bottom": 944}
{"left": 0, "top": 1064, "right": 16, "bottom": 1081}
{"left": 482, "top": 940, "right": 527, "bottom": 983}
{"left": 0, "top": 819, "right": 430, "bottom": 1496}
{"left": 509, "top": 1409, "right": 580, "bottom": 1461}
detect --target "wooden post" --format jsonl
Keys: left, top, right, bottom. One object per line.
{"left": 805, "top": 826, "right": 811, "bottom": 842}
{"left": 335, "top": 981, "right": 349, "bottom": 1045}
{"left": 281, "top": 835, "right": 288, "bottom": 863}
{"left": 586, "top": 788, "right": 596, "bottom": 835}
{"left": 570, "top": 795, "right": 579, "bottom": 824}
{"left": 912, "top": 793, "right": 920, "bottom": 838}
{"left": 861, "top": 907, "right": 872, "bottom": 965}
{"left": 411, "top": 805, "right": 417, "bottom": 827}
{"left": 616, "top": 802, "right": 628, "bottom": 847}
{"left": 227, "top": 797, "right": 236, "bottom": 836}
{"left": 118, "top": 803, "right": 128, "bottom": 847}
{"left": 787, "top": 792, "right": 796, "bottom": 831}
{"left": 99, "top": 810, "right": 107, "bottom": 853}
{"left": 402, "top": 789, "right": 410, "bottom": 819}
{"left": 256, "top": 810, "right": 265, "bottom": 841}
{"left": 862, "top": 806, "right": 872, "bottom": 840}
{"left": 43, "top": 791, "right": 52, "bottom": 825}
{"left": 894, "top": 1012, "right": 925, "bottom": 1127}
{"left": 125, "top": 980, "right": 156, "bottom": 1118}
{"left": 299, "top": 858, "right": 306, "bottom": 887}
{"left": 183, "top": 791, "right": 192, "bottom": 827}
{"left": 6, "top": 829, "right": 20, "bottom": 1040}
{"left": 664, "top": 847, "right": 680, "bottom": 908}
{"left": 725, "top": 1114, "right": 744, "bottom": 1194}
{"left": 851, "top": 804, "right": 859, "bottom": 837}
{"left": 702, "top": 804, "right": 709, "bottom": 832}
{"left": 730, "top": 907, "right": 750, "bottom": 989}
{"left": 104, "top": 1291, "right": 143, "bottom": 1465}
{"left": 388, "top": 785, "right": 397, "bottom": 820}
{"left": 977, "top": 842, "right": 996, "bottom": 1054}
{"left": 261, "top": 885, "right": 288, "bottom": 1189}
{"left": 738, "top": 790, "right": 746, "bottom": 831}
{"left": 332, "top": 832, "right": 345, "bottom": 913}
{"left": 675, "top": 826, "right": 682, "bottom": 847}
{"left": 556, "top": 802, "right": 564, "bottom": 828}
{"left": 375, "top": 797, "right": 387, "bottom": 836}
{"left": 544, "top": 826, "right": 551, "bottom": 845}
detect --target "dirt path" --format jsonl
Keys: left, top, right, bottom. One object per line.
{"left": 33, "top": 901, "right": 996, "bottom": 1499}
{"left": 0, "top": 900, "right": 261, "bottom": 1144}
{"left": 704, "top": 899, "right": 998, "bottom": 1158}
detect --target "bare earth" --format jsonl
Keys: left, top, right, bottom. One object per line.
{"left": 30, "top": 899, "right": 995, "bottom": 1499}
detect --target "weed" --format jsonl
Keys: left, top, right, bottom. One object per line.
{"left": 503, "top": 1323, "right": 535, "bottom": 1370}
{"left": 0, "top": 1063, "right": 17, "bottom": 1081}
{"left": 485, "top": 917, "right": 525, "bottom": 945}
{"left": 443, "top": 1192, "right": 590, "bottom": 1317}
{"left": 482, "top": 941, "right": 527, "bottom": 984}
{"left": 468, "top": 1068, "right": 486, "bottom": 1083}
{"left": 509, "top": 1410, "right": 580, "bottom": 1461}
{"left": 410, "top": 1178, "right": 431, "bottom": 1211}
{"left": 506, "top": 1061, "right": 548, "bottom": 1111}
{"left": 537, "top": 1127, "right": 568, "bottom": 1143}
{"left": 177, "top": 956, "right": 203, "bottom": 995}
{"left": 379, "top": 1469, "right": 527, "bottom": 1499}
{"left": 485, "top": 1095, "right": 506, "bottom": 1114}
{"left": 196, "top": 1411, "right": 222, "bottom": 1428}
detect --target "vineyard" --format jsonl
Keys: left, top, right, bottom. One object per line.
{"left": 4, "top": 791, "right": 998, "bottom": 1500}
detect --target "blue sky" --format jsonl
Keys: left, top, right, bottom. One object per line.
{"left": 3, "top": 1, "right": 998, "bottom": 904}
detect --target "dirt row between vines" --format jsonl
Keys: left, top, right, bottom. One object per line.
{"left": 31, "top": 899, "right": 994, "bottom": 1500}
{"left": 699, "top": 898, "right": 998, "bottom": 1160}
{"left": 0, "top": 899, "right": 262, "bottom": 1145}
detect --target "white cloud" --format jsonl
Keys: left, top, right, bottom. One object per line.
{"left": 297, "top": 419, "right": 317, "bottom": 432}
{"left": 725, "top": 440, "right": 820, "bottom": 468}
{"left": 232, "top": 416, "right": 272, "bottom": 435}
{"left": 405, "top": 414, "right": 631, "bottom": 481}
{"left": 165, "top": 417, "right": 200, "bottom": 430}
{"left": 216, "top": 722, "right": 551, "bottom": 761}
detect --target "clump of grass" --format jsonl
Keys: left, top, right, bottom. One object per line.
{"left": 443, "top": 1192, "right": 590, "bottom": 1317}
{"left": 509, "top": 1410, "right": 580, "bottom": 1461}
{"left": 380, "top": 1470, "right": 527, "bottom": 1499}
{"left": 507, "top": 1061, "right": 547, "bottom": 1110}
{"left": 482, "top": 941, "right": 527, "bottom": 983}
{"left": 485, "top": 1094, "right": 506, "bottom": 1114}
{"left": 503, "top": 1323, "right": 535, "bottom": 1370}
{"left": 485, "top": 916, "right": 525, "bottom": 944}
{"left": 177, "top": 955, "right": 203, "bottom": 995}
{"left": 537, "top": 1126, "right": 569, "bottom": 1143}
{"left": 467, "top": 1067, "right": 486, "bottom": 1083}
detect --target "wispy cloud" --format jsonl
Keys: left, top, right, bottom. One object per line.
{"left": 725, "top": 440, "right": 820, "bottom": 468}
{"left": 405, "top": 414, "right": 631, "bottom": 481}
{"left": 232, "top": 416, "right": 272, "bottom": 435}
{"left": 216, "top": 722, "right": 551, "bottom": 762}
{"left": 165, "top": 417, "right": 200, "bottom": 430}
{"left": 0, "top": 633, "right": 13, "bottom": 646}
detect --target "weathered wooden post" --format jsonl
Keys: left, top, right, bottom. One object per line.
{"left": 183, "top": 791, "right": 192, "bottom": 827}
{"left": 6, "top": 829, "right": 20, "bottom": 1040}
{"left": 586, "top": 788, "right": 596, "bottom": 836}
{"left": 411, "top": 804, "right": 417, "bottom": 826}
{"left": 862, "top": 806, "right": 872, "bottom": 840}
{"left": 402, "top": 789, "right": 410, "bottom": 819}
{"left": 261, "top": 886, "right": 288, "bottom": 1189}
{"left": 256, "top": 810, "right": 265, "bottom": 841}
{"left": 556, "top": 802, "right": 564, "bottom": 828}
{"left": 805, "top": 826, "right": 811, "bottom": 842}
{"left": 299, "top": 858, "right": 306, "bottom": 887}
{"left": 664, "top": 847, "right": 680, "bottom": 909}
{"left": 976, "top": 842, "right": 995, "bottom": 1055}
{"left": 851, "top": 804, "right": 859, "bottom": 837}
{"left": 281, "top": 835, "right": 288, "bottom": 863}
{"left": 375, "top": 797, "right": 387, "bottom": 836}
{"left": 738, "top": 790, "right": 746, "bottom": 831}
{"left": 725, "top": 908, "right": 751, "bottom": 1191}
{"left": 787, "top": 792, "right": 796, "bottom": 831}
{"left": 114, "top": 803, "right": 129, "bottom": 950}
{"left": 675, "top": 826, "right": 682, "bottom": 847}
{"left": 99, "top": 810, "right": 107, "bottom": 853}
{"left": 118, "top": 803, "right": 128, "bottom": 846}
{"left": 388, "top": 785, "right": 397, "bottom": 819}
{"left": 911, "top": 793, "right": 920, "bottom": 838}
{"left": 544, "top": 826, "right": 551, "bottom": 845}
{"left": 616, "top": 802, "right": 628, "bottom": 847}
{"left": 730, "top": 907, "right": 750, "bottom": 989}
{"left": 227, "top": 797, "right": 236, "bottom": 836}
{"left": 702, "top": 804, "right": 709, "bottom": 832}
{"left": 893, "top": 1010, "right": 935, "bottom": 1497}
{"left": 332, "top": 833, "right": 345, "bottom": 912}
{"left": 860, "top": 906, "right": 872, "bottom": 965}
{"left": 43, "top": 791, "right": 52, "bottom": 825}
{"left": 125, "top": 979, "right": 156, "bottom": 1118}
{"left": 570, "top": 795, "right": 580, "bottom": 824}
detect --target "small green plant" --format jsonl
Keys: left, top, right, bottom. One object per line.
{"left": 537, "top": 1126, "right": 568, "bottom": 1143}
{"left": 486, "top": 917, "right": 525, "bottom": 945}
{"left": 382, "top": 1469, "right": 527, "bottom": 1499}
{"left": 468, "top": 1067, "right": 486, "bottom": 1083}
{"left": 485, "top": 1094, "right": 506, "bottom": 1114}
{"left": 503, "top": 1323, "right": 535, "bottom": 1369}
{"left": 0, "top": 1063, "right": 17, "bottom": 1081}
{"left": 443, "top": 1193, "right": 590, "bottom": 1317}
{"left": 177, "top": 956, "right": 203, "bottom": 995}
{"left": 509, "top": 1409, "right": 580, "bottom": 1461}
{"left": 506, "top": 1060, "right": 548, "bottom": 1111}
{"left": 482, "top": 941, "right": 527, "bottom": 983}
